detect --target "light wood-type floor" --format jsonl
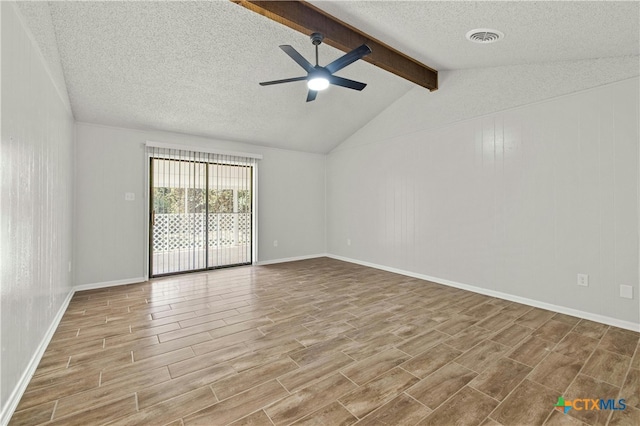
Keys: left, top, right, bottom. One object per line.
{"left": 10, "top": 258, "right": 640, "bottom": 426}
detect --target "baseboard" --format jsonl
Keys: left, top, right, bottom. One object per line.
{"left": 327, "top": 254, "right": 640, "bottom": 333}
{"left": 256, "top": 253, "right": 327, "bottom": 266}
{"left": 0, "top": 288, "right": 75, "bottom": 425}
{"left": 74, "top": 276, "right": 146, "bottom": 292}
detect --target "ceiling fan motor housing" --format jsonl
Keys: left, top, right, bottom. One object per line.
{"left": 310, "top": 32, "right": 324, "bottom": 45}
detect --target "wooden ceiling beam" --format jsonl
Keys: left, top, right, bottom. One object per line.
{"left": 231, "top": 0, "right": 438, "bottom": 91}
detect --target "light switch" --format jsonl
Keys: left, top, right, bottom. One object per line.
{"left": 125, "top": 192, "right": 135, "bottom": 201}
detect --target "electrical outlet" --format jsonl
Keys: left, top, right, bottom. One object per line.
{"left": 347, "top": 238, "right": 351, "bottom": 246}
{"left": 273, "top": 240, "right": 278, "bottom": 247}
{"left": 68, "top": 261, "right": 72, "bottom": 272}
{"left": 620, "top": 285, "right": 633, "bottom": 299}
{"left": 125, "top": 192, "right": 135, "bottom": 201}
{"left": 577, "top": 273, "right": 589, "bottom": 287}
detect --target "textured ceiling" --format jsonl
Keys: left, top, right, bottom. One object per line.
{"left": 310, "top": 1, "right": 640, "bottom": 71}
{"left": 13, "top": 1, "right": 70, "bottom": 107}
{"left": 16, "top": 1, "right": 640, "bottom": 154}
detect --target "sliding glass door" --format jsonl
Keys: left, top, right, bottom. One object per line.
{"left": 207, "top": 162, "right": 252, "bottom": 268}
{"left": 149, "top": 150, "right": 253, "bottom": 277}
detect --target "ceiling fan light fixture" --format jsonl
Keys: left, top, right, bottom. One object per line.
{"left": 307, "top": 76, "right": 330, "bottom": 91}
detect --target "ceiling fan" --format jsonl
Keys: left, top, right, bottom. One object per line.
{"left": 260, "top": 33, "right": 372, "bottom": 102}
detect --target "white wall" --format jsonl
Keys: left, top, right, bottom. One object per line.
{"left": 74, "top": 123, "right": 326, "bottom": 286}
{"left": 1, "top": 2, "right": 75, "bottom": 420}
{"left": 337, "top": 57, "right": 640, "bottom": 153}
{"left": 327, "top": 77, "right": 639, "bottom": 327}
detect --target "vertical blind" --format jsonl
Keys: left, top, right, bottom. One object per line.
{"left": 147, "top": 145, "right": 258, "bottom": 276}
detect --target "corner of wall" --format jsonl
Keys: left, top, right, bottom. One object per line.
{"left": 323, "top": 153, "right": 328, "bottom": 254}
{"left": 325, "top": 77, "right": 640, "bottom": 326}
{"left": 1, "top": 2, "right": 76, "bottom": 420}
{"left": 327, "top": 254, "right": 640, "bottom": 332}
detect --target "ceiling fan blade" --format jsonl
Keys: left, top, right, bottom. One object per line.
{"left": 306, "top": 90, "right": 318, "bottom": 102}
{"left": 325, "top": 44, "right": 372, "bottom": 74}
{"left": 259, "top": 76, "right": 307, "bottom": 86}
{"left": 329, "top": 75, "right": 367, "bottom": 91}
{"left": 280, "top": 45, "right": 315, "bottom": 73}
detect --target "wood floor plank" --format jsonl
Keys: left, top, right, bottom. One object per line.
{"left": 469, "top": 357, "right": 532, "bottom": 401}
{"left": 339, "top": 367, "right": 419, "bottom": 419}
{"left": 101, "top": 347, "right": 195, "bottom": 383}
{"left": 105, "top": 323, "right": 180, "bottom": 347}
{"left": 490, "top": 379, "right": 558, "bottom": 426}
{"left": 457, "top": 340, "right": 511, "bottom": 373}
{"left": 527, "top": 351, "right": 582, "bottom": 393}
{"left": 177, "top": 310, "right": 236, "bottom": 328}
{"left": 290, "top": 401, "right": 357, "bottom": 426}
{"left": 288, "top": 336, "right": 355, "bottom": 366}
{"left": 45, "top": 335, "right": 104, "bottom": 353}
{"left": 68, "top": 350, "right": 132, "bottom": 370}
{"left": 25, "top": 362, "right": 101, "bottom": 393}
{"left": 9, "top": 258, "right": 639, "bottom": 426}
{"left": 134, "top": 332, "right": 212, "bottom": 361}
{"left": 407, "top": 362, "right": 478, "bottom": 409}
{"left": 205, "top": 318, "right": 273, "bottom": 340}
{"left": 446, "top": 325, "right": 493, "bottom": 351}
{"left": 157, "top": 320, "right": 227, "bottom": 342}
{"left": 514, "top": 308, "right": 556, "bottom": 329}
{"left": 226, "top": 341, "right": 302, "bottom": 373}
{"left": 106, "top": 386, "right": 216, "bottom": 426}
{"left": 132, "top": 311, "right": 197, "bottom": 330}
{"left": 599, "top": 328, "right": 640, "bottom": 357}
{"left": 265, "top": 373, "right": 356, "bottom": 425}
{"left": 191, "top": 329, "right": 263, "bottom": 356}
{"left": 581, "top": 348, "right": 631, "bottom": 387}
{"left": 53, "top": 366, "right": 171, "bottom": 419}
{"left": 507, "top": 336, "right": 555, "bottom": 368}
{"left": 343, "top": 334, "right": 404, "bottom": 361}
{"left": 228, "top": 410, "right": 274, "bottom": 425}
{"left": 399, "top": 343, "right": 462, "bottom": 379}
{"left": 183, "top": 380, "right": 288, "bottom": 425}
{"left": 340, "top": 348, "right": 410, "bottom": 386}
{"left": 417, "top": 386, "right": 498, "bottom": 426}
{"left": 8, "top": 401, "right": 56, "bottom": 426}
{"left": 14, "top": 375, "right": 98, "bottom": 412}
{"left": 137, "top": 364, "right": 235, "bottom": 409}
{"left": 30, "top": 354, "right": 71, "bottom": 377}
{"left": 49, "top": 395, "right": 137, "bottom": 426}
{"left": 396, "top": 329, "right": 451, "bottom": 356}
{"left": 357, "top": 393, "right": 431, "bottom": 425}
{"left": 168, "top": 343, "right": 248, "bottom": 378}
{"left": 278, "top": 352, "right": 355, "bottom": 393}
{"left": 212, "top": 357, "right": 298, "bottom": 400}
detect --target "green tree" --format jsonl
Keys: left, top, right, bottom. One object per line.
{"left": 187, "top": 188, "right": 206, "bottom": 213}
{"left": 208, "top": 189, "right": 233, "bottom": 213}
{"left": 153, "top": 187, "right": 185, "bottom": 213}
{"left": 238, "top": 190, "right": 251, "bottom": 213}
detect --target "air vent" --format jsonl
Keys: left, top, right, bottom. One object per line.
{"left": 466, "top": 29, "right": 504, "bottom": 44}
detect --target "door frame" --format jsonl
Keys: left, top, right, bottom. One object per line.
{"left": 143, "top": 141, "right": 261, "bottom": 280}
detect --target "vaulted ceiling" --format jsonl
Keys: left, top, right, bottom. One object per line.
{"left": 16, "top": 1, "right": 640, "bottom": 153}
